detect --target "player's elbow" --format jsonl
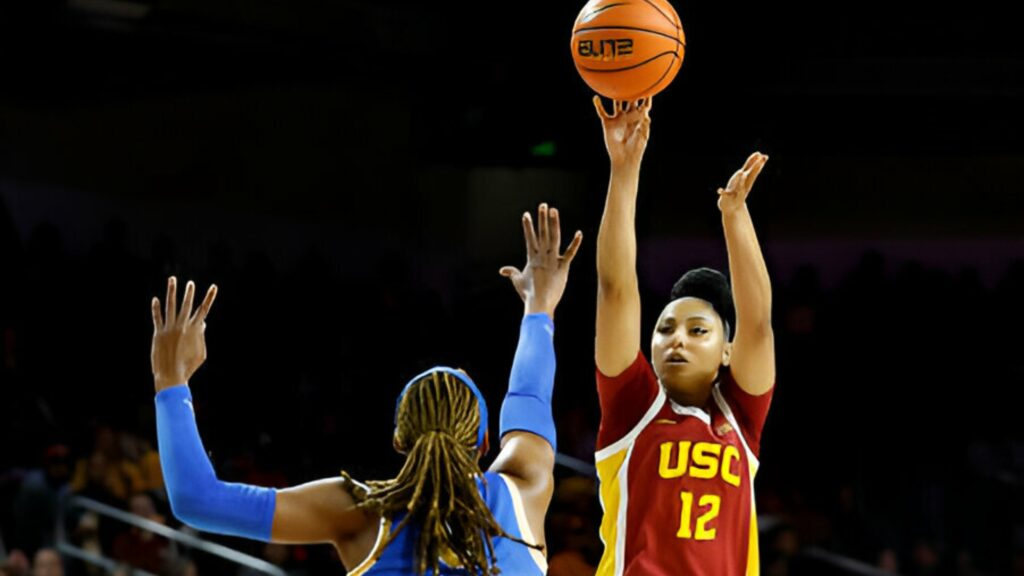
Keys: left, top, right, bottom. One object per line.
{"left": 167, "top": 484, "right": 206, "bottom": 526}
{"left": 496, "top": 433, "right": 556, "bottom": 494}
{"left": 737, "top": 320, "right": 773, "bottom": 345}
{"left": 167, "top": 476, "right": 228, "bottom": 528}
{"left": 737, "top": 298, "right": 773, "bottom": 334}
{"left": 597, "top": 279, "right": 637, "bottom": 304}
{"left": 525, "top": 465, "right": 555, "bottom": 511}
{"left": 750, "top": 317, "right": 774, "bottom": 340}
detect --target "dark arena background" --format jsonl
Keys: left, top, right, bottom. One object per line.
{"left": 1, "top": 1, "right": 1022, "bottom": 575}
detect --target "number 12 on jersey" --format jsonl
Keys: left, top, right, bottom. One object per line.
{"left": 676, "top": 491, "right": 720, "bottom": 540}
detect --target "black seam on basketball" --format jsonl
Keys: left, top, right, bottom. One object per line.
{"left": 639, "top": 53, "right": 678, "bottom": 97}
{"left": 581, "top": 2, "right": 630, "bottom": 24}
{"left": 642, "top": 0, "right": 680, "bottom": 30}
{"left": 574, "top": 25, "right": 682, "bottom": 44}
{"left": 579, "top": 50, "right": 676, "bottom": 73}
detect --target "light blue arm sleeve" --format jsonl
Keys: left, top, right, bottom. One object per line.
{"left": 499, "top": 313, "right": 557, "bottom": 451}
{"left": 155, "top": 385, "right": 276, "bottom": 541}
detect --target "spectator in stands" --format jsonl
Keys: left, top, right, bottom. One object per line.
{"left": 69, "top": 427, "right": 143, "bottom": 507}
{"left": 111, "top": 492, "right": 169, "bottom": 574}
{"left": 0, "top": 549, "right": 30, "bottom": 576}
{"left": 29, "top": 549, "right": 62, "bottom": 576}
{"left": 10, "top": 444, "right": 71, "bottom": 557}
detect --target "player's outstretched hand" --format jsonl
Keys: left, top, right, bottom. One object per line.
{"left": 718, "top": 152, "right": 768, "bottom": 215}
{"left": 151, "top": 277, "right": 217, "bottom": 393}
{"left": 500, "top": 203, "right": 583, "bottom": 319}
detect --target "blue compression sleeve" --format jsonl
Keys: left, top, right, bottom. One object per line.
{"left": 155, "top": 385, "right": 276, "bottom": 541}
{"left": 499, "top": 313, "right": 557, "bottom": 451}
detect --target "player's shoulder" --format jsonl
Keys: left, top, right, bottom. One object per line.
{"left": 719, "top": 366, "right": 775, "bottom": 402}
{"left": 334, "top": 474, "right": 364, "bottom": 506}
{"left": 333, "top": 474, "right": 383, "bottom": 537}
{"left": 597, "top": 350, "right": 656, "bottom": 384}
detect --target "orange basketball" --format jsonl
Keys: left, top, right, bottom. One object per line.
{"left": 570, "top": 0, "right": 686, "bottom": 101}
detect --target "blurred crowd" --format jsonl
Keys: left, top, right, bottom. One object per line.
{"left": 1, "top": 199, "right": 1022, "bottom": 575}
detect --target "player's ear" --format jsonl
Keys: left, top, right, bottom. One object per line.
{"left": 721, "top": 340, "right": 733, "bottom": 367}
{"left": 478, "top": 430, "right": 490, "bottom": 459}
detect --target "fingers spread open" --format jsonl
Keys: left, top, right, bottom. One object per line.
{"left": 562, "top": 231, "right": 583, "bottom": 264}
{"left": 193, "top": 285, "right": 218, "bottom": 324}
{"left": 538, "top": 204, "right": 550, "bottom": 250}
{"left": 180, "top": 281, "right": 196, "bottom": 325}
{"left": 151, "top": 297, "right": 163, "bottom": 330}
{"left": 522, "top": 211, "right": 539, "bottom": 254}
{"left": 550, "top": 207, "right": 562, "bottom": 253}
{"left": 165, "top": 277, "right": 178, "bottom": 325}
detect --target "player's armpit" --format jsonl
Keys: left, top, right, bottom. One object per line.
{"left": 489, "top": 431, "right": 555, "bottom": 545}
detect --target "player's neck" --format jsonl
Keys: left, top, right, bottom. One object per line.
{"left": 663, "top": 380, "right": 714, "bottom": 409}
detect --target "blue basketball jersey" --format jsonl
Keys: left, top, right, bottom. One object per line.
{"left": 348, "top": 472, "right": 547, "bottom": 575}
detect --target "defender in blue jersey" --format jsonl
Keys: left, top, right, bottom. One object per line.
{"left": 150, "top": 204, "right": 582, "bottom": 575}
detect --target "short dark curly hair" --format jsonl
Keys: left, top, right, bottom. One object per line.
{"left": 670, "top": 267, "right": 735, "bottom": 341}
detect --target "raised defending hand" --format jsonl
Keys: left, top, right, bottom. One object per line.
{"left": 151, "top": 277, "right": 217, "bottom": 392}
{"left": 500, "top": 203, "right": 583, "bottom": 319}
{"left": 718, "top": 152, "right": 768, "bottom": 215}
{"left": 593, "top": 96, "right": 653, "bottom": 170}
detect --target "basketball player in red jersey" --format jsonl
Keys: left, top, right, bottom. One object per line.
{"left": 591, "top": 96, "right": 774, "bottom": 576}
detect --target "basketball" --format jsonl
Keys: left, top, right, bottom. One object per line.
{"left": 570, "top": 0, "right": 686, "bottom": 101}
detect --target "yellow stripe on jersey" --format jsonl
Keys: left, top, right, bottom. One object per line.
{"left": 746, "top": 500, "right": 760, "bottom": 576}
{"left": 595, "top": 448, "right": 628, "bottom": 576}
{"left": 746, "top": 457, "right": 760, "bottom": 576}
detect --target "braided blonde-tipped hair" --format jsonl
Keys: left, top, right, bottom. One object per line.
{"left": 341, "top": 371, "right": 541, "bottom": 575}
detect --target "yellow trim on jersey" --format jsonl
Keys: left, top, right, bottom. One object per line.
{"left": 746, "top": 456, "right": 760, "bottom": 575}
{"left": 595, "top": 448, "right": 629, "bottom": 576}
{"left": 746, "top": 498, "right": 760, "bottom": 576}
{"left": 595, "top": 388, "right": 664, "bottom": 576}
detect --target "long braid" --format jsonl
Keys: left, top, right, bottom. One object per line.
{"left": 345, "top": 371, "right": 542, "bottom": 575}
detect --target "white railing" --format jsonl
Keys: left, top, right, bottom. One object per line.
{"left": 59, "top": 495, "right": 287, "bottom": 576}
{"left": 555, "top": 451, "right": 597, "bottom": 476}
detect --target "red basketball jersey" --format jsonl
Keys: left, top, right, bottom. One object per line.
{"left": 594, "top": 352, "right": 773, "bottom": 576}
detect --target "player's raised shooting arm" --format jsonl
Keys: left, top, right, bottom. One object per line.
{"left": 594, "top": 97, "right": 651, "bottom": 377}
{"left": 719, "top": 153, "right": 775, "bottom": 395}
{"left": 490, "top": 203, "right": 582, "bottom": 544}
